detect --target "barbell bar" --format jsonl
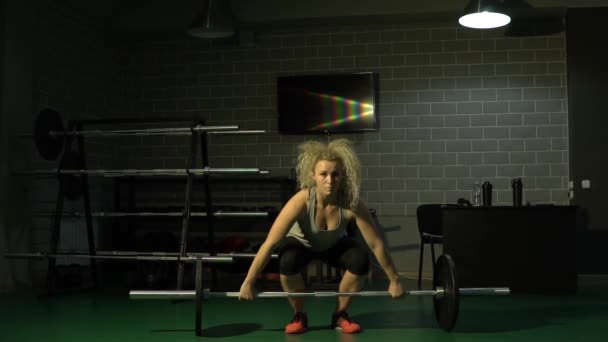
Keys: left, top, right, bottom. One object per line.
{"left": 5, "top": 250, "right": 279, "bottom": 260}
{"left": 50, "top": 127, "right": 265, "bottom": 137}
{"left": 33, "top": 211, "right": 271, "bottom": 218}
{"left": 14, "top": 167, "right": 270, "bottom": 176}
{"left": 4, "top": 251, "right": 280, "bottom": 262}
{"left": 4, "top": 252, "right": 235, "bottom": 263}
{"left": 207, "top": 130, "right": 266, "bottom": 135}
{"left": 32, "top": 108, "right": 266, "bottom": 160}
{"left": 129, "top": 287, "right": 509, "bottom": 300}
{"left": 128, "top": 254, "right": 511, "bottom": 335}
{"left": 48, "top": 125, "right": 241, "bottom": 137}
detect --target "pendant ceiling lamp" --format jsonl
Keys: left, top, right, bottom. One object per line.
{"left": 187, "top": 0, "right": 235, "bottom": 38}
{"left": 459, "top": 0, "right": 511, "bottom": 29}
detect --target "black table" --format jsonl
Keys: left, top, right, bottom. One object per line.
{"left": 441, "top": 205, "right": 578, "bottom": 294}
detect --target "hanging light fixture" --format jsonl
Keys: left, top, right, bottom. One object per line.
{"left": 187, "top": 0, "right": 235, "bottom": 38}
{"left": 459, "top": 0, "right": 511, "bottom": 29}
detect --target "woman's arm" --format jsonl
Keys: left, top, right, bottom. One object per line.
{"left": 239, "top": 190, "right": 308, "bottom": 299}
{"left": 352, "top": 200, "right": 404, "bottom": 296}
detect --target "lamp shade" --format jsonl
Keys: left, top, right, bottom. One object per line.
{"left": 187, "top": 0, "right": 235, "bottom": 38}
{"left": 459, "top": 0, "right": 511, "bottom": 29}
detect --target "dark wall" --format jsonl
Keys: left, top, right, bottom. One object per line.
{"left": 3, "top": 4, "right": 578, "bottom": 279}
{"left": 566, "top": 7, "right": 608, "bottom": 273}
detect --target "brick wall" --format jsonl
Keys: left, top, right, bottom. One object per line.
{"left": 21, "top": 13, "right": 569, "bottom": 276}
{"left": 115, "top": 22, "right": 569, "bottom": 218}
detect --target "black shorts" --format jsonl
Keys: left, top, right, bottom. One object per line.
{"left": 277, "top": 236, "right": 370, "bottom": 276}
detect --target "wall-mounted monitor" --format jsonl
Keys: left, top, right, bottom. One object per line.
{"left": 277, "top": 72, "right": 378, "bottom": 135}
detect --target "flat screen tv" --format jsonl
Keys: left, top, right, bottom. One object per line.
{"left": 277, "top": 72, "right": 378, "bottom": 134}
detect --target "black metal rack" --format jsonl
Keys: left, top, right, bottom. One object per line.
{"left": 12, "top": 116, "right": 293, "bottom": 293}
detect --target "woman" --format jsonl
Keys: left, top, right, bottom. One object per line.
{"left": 238, "top": 139, "right": 404, "bottom": 334}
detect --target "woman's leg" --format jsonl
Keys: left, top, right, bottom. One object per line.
{"left": 335, "top": 270, "right": 366, "bottom": 313}
{"left": 327, "top": 238, "right": 370, "bottom": 314}
{"left": 281, "top": 273, "right": 307, "bottom": 313}
{"left": 278, "top": 237, "right": 313, "bottom": 314}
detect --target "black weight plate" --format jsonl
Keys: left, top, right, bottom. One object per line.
{"left": 60, "top": 150, "right": 83, "bottom": 201}
{"left": 195, "top": 258, "right": 203, "bottom": 336}
{"left": 433, "top": 254, "right": 460, "bottom": 332}
{"left": 34, "top": 108, "right": 64, "bottom": 160}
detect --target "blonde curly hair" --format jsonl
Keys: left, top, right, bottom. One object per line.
{"left": 295, "top": 138, "right": 361, "bottom": 209}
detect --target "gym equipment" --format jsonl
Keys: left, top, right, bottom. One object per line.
{"left": 4, "top": 252, "right": 234, "bottom": 263}
{"left": 32, "top": 211, "right": 272, "bottom": 218}
{"left": 32, "top": 108, "right": 265, "bottom": 160}
{"left": 15, "top": 167, "right": 269, "bottom": 176}
{"left": 129, "top": 254, "right": 510, "bottom": 335}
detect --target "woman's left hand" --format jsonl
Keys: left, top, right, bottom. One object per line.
{"left": 388, "top": 280, "right": 405, "bottom": 298}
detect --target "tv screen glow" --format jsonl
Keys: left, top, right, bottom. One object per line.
{"left": 277, "top": 72, "right": 378, "bottom": 134}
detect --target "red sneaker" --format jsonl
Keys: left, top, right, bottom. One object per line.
{"left": 285, "top": 312, "right": 308, "bottom": 334}
{"left": 331, "top": 311, "right": 361, "bottom": 333}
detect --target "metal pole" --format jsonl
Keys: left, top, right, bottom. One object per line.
{"left": 32, "top": 211, "right": 270, "bottom": 218}
{"left": 177, "top": 129, "right": 198, "bottom": 290}
{"left": 5, "top": 253, "right": 234, "bottom": 263}
{"left": 200, "top": 130, "right": 218, "bottom": 291}
{"left": 459, "top": 288, "right": 511, "bottom": 295}
{"left": 128, "top": 287, "right": 511, "bottom": 300}
{"left": 14, "top": 168, "right": 267, "bottom": 176}
{"left": 5, "top": 251, "right": 279, "bottom": 259}
{"left": 48, "top": 125, "right": 240, "bottom": 137}
{"left": 46, "top": 165, "right": 65, "bottom": 294}
{"left": 76, "top": 122, "right": 99, "bottom": 289}
{"left": 207, "top": 130, "right": 266, "bottom": 135}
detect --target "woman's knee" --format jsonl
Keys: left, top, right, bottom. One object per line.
{"left": 279, "top": 250, "right": 298, "bottom": 275}
{"left": 278, "top": 237, "right": 311, "bottom": 276}
{"left": 343, "top": 247, "right": 370, "bottom": 276}
{"left": 279, "top": 248, "right": 306, "bottom": 275}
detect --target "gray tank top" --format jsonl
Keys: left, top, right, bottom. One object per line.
{"left": 285, "top": 188, "right": 348, "bottom": 252}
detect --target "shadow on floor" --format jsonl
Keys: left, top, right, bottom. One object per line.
{"left": 201, "top": 323, "right": 263, "bottom": 337}
{"left": 455, "top": 299, "right": 608, "bottom": 333}
{"left": 348, "top": 297, "right": 608, "bottom": 333}
{"left": 152, "top": 323, "right": 262, "bottom": 337}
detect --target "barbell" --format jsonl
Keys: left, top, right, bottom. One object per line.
{"left": 33, "top": 108, "right": 265, "bottom": 160}
{"left": 4, "top": 252, "right": 236, "bottom": 263}
{"left": 130, "top": 288, "right": 509, "bottom": 299}
{"left": 32, "top": 210, "right": 272, "bottom": 218}
{"left": 129, "top": 254, "right": 510, "bottom": 335}
{"left": 14, "top": 164, "right": 269, "bottom": 201}
{"left": 14, "top": 167, "right": 269, "bottom": 177}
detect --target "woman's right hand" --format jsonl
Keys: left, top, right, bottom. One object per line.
{"left": 238, "top": 281, "right": 256, "bottom": 300}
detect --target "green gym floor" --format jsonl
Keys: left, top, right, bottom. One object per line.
{"left": 2, "top": 279, "right": 608, "bottom": 342}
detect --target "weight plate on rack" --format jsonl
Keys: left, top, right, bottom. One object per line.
{"left": 34, "top": 108, "right": 65, "bottom": 160}
{"left": 433, "top": 254, "right": 460, "bottom": 332}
